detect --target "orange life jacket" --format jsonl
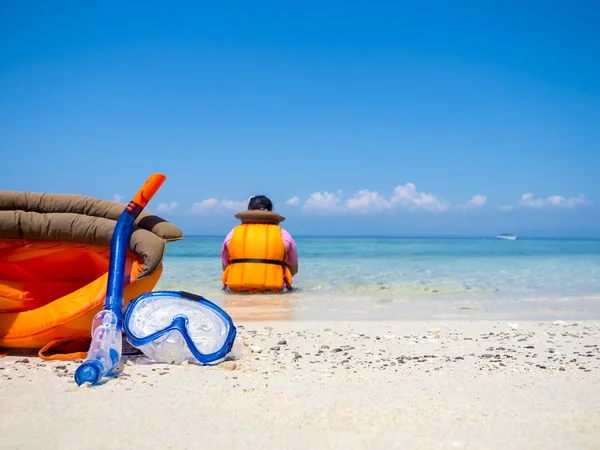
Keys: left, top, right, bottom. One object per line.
{"left": 222, "top": 223, "right": 292, "bottom": 293}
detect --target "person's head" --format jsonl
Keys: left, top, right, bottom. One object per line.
{"left": 247, "top": 195, "right": 273, "bottom": 211}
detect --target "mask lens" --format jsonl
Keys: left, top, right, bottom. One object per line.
{"left": 137, "top": 329, "right": 193, "bottom": 364}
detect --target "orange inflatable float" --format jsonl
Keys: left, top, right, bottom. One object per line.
{"left": 0, "top": 190, "right": 183, "bottom": 359}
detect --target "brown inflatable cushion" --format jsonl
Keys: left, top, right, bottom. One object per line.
{"left": 0, "top": 191, "right": 184, "bottom": 278}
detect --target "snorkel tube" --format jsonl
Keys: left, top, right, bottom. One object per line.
{"left": 74, "top": 174, "right": 166, "bottom": 386}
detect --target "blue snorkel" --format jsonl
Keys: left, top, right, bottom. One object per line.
{"left": 75, "top": 174, "right": 166, "bottom": 386}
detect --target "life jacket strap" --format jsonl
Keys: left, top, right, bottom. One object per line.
{"left": 38, "top": 337, "right": 91, "bottom": 361}
{"left": 229, "top": 258, "right": 286, "bottom": 266}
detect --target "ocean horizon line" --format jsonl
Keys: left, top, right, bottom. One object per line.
{"left": 179, "top": 234, "right": 600, "bottom": 241}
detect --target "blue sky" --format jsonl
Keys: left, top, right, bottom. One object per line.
{"left": 2, "top": 1, "right": 599, "bottom": 236}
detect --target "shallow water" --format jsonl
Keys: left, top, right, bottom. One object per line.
{"left": 155, "top": 236, "right": 600, "bottom": 321}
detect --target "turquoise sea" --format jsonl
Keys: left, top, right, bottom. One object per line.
{"left": 155, "top": 236, "right": 600, "bottom": 321}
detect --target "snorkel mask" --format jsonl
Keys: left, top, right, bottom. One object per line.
{"left": 124, "top": 291, "right": 237, "bottom": 365}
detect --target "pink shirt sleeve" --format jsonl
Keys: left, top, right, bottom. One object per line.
{"left": 221, "top": 229, "right": 234, "bottom": 265}
{"left": 221, "top": 228, "right": 298, "bottom": 266}
{"left": 281, "top": 228, "right": 298, "bottom": 266}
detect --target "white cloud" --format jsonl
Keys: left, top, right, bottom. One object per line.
{"left": 518, "top": 193, "right": 587, "bottom": 209}
{"left": 155, "top": 201, "right": 179, "bottom": 214}
{"left": 302, "top": 184, "right": 474, "bottom": 214}
{"left": 183, "top": 186, "right": 589, "bottom": 216}
{"left": 547, "top": 194, "right": 587, "bottom": 208}
{"left": 188, "top": 198, "right": 246, "bottom": 214}
{"left": 390, "top": 183, "right": 451, "bottom": 212}
{"left": 546, "top": 195, "right": 565, "bottom": 206}
{"left": 467, "top": 194, "right": 486, "bottom": 208}
{"left": 221, "top": 199, "right": 247, "bottom": 211}
{"left": 285, "top": 196, "right": 301, "bottom": 206}
{"left": 455, "top": 193, "right": 487, "bottom": 210}
{"left": 112, "top": 194, "right": 124, "bottom": 204}
{"left": 345, "top": 190, "right": 391, "bottom": 213}
{"left": 518, "top": 193, "right": 546, "bottom": 208}
{"left": 302, "top": 191, "right": 343, "bottom": 212}
{"left": 188, "top": 198, "right": 219, "bottom": 214}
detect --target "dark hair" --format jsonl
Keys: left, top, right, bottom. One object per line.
{"left": 248, "top": 195, "right": 273, "bottom": 211}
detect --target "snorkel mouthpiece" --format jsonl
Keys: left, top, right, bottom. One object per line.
{"left": 74, "top": 360, "right": 103, "bottom": 386}
{"left": 75, "top": 309, "right": 122, "bottom": 386}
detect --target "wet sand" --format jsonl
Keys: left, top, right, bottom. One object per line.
{"left": 1, "top": 319, "right": 599, "bottom": 449}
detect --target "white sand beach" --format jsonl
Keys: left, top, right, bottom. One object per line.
{"left": 1, "top": 319, "right": 599, "bottom": 449}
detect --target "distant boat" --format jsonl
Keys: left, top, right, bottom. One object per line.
{"left": 496, "top": 233, "right": 517, "bottom": 240}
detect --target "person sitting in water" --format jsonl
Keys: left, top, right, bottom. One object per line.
{"left": 221, "top": 195, "right": 298, "bottom": 294}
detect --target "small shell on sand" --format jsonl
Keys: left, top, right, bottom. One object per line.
{"left": 219, "top": 361, "right": 237, "bottom": 371}
{"left": 249, "top": 346, "right": 262, "bottom": 353}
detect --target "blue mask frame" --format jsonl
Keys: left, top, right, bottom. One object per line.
{"left": 123, "top": 291, "right": 237, "bottom": 364}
